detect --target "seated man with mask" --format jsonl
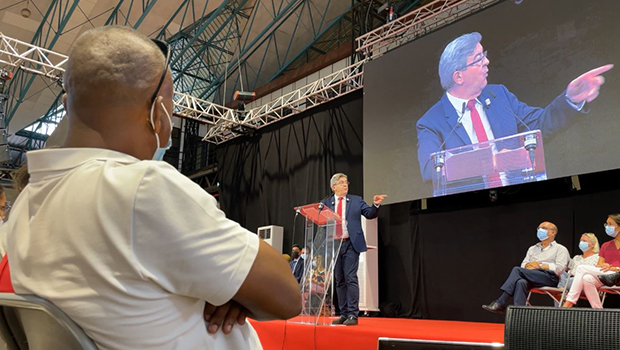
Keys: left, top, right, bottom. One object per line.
{"left": 482, "top": 222, "right": 570, "bottom": 313}
{"left": 1, "top": 26, "right": 301, "bottom": 349}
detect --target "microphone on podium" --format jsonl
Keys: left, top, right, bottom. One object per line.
{"left": 487, "top": 91, "right": 537, "bottom": 166}
{"left": 432, "top": 102, "right": 466, "bottom": 174}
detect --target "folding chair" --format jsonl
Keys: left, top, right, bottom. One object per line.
{"left": 0, "top": 293, "right": 98, "bottom": 350}
{"left": 600, "top": 285, "right": 620, "bottom": 305}
{"left": 526, "top": 286, "right": 568, "bottom": 306}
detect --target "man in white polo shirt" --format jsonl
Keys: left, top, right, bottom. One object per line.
{"left": 3, "top": 26, "right": 300, "bottom": 349}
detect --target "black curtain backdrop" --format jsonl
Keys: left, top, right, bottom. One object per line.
{"left": 217, "top": 91, "right": 365, "bottom": 251}
{"left": 217, "top": 91, "right": 620, "bottom": 323}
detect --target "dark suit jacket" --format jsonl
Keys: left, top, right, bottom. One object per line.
{"left": 322, "top": 194, "right": 379, "bottom": 253}
{"left": 290, "top": 257, "right": 304, "bottom": 283}
{"left": 416, "top": 84, "right": 583, "bottom": 182}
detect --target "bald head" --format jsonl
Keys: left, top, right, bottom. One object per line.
{"left": 539, "top": 221, "right": 557, "bottom": 233}
{"left": 62, "top": 25, "right": 174, "bottom": 161}
{"left": 64, "top": 26, "right": 165, "bottom": 113}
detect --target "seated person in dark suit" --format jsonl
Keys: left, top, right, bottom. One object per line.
{"left": 482, "top": 221, "right": 569, "bottom": 313}
{"left": 290, "top": 244, "right": 304, "bottom": 284}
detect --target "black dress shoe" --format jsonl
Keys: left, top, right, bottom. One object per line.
{"left": 343, "top": 316, "right": 358, "bottom": 326}
{"left": 599, "top": 272, "right": 620, "bottom": 287}
{"left": 331, "top": 316, "right": 347, "bottom": 325}
{"left": 482, "top": 301, "right": 506, "bottom": 314}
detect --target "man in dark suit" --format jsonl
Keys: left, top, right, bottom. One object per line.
{"left": 322, "top": 173, "right": 387, "bottom": 326}
{"left": 416, "top": 32, "right": 612, "bottom": 182}
{"left": 289, "top": 244, "right": 304, "bottom": 284}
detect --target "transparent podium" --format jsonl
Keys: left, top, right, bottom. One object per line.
{"left": 430, "top": 130, "right": 547, "bottom": 197}
{"left": 293, "top": 203, "right": 343, "bottom": 325}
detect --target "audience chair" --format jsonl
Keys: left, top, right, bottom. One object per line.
{"left": 0, "top": 293, "right": 98, "bottom": 350}
{"left": 600, "top": 286, "right": 620, "bottom": 305}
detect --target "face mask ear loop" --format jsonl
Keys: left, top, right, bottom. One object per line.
{"left": 150, "top": 98, "right": 161, "bottom": 149}
{"left": 160, "top": 101, "right": 173, "bottom": 126}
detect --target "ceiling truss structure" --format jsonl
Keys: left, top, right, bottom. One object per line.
{"left": 179, "top": 0, "right": 500, "bottom": 144}
{"left": 203, "top": 58, "right": 365, "bottom": 143}
{"left": 0, "top": 0, "right": 496, "bottom": 150}
{"left": 355, "top": 0, "right": 502, "bottom": 57}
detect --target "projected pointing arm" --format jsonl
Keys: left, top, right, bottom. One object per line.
{"left": 566, "top": 64, "right": 614, "bottom": 104}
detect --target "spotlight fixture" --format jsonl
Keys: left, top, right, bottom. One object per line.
{"left": 233, "top": 90, "right": 256, "bottom": 103}
{"left": 21, "top": 0, "right": 31, "bottom": 18}
{"left": 0, "top": 70, "right": 12, "bottom": 81}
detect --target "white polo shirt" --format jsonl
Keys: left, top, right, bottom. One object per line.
{"left": 4, "top": 148, "right": 262, "bottom": 350}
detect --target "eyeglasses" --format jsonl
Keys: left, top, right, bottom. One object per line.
{"left": 149, "top": 39, "right": 171, "bottom": 104}
{"left": 1, "top": 202, "right": 11, "bottom": 212}
{"left": 459, "top": 50, "right": 488, "bottom": 70}
{"left": 335, "top": 181, "right": 350, "bottom": 186}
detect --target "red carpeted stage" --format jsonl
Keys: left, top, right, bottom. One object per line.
{"left": 250, "top": 316, "right": 505, "bottom": 350}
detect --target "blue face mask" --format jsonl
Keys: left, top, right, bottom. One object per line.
{"left": 605, "top": 224, "right": 618, "bottom": 238}
{"left": 150, "top": 100, "right": 173, "bottom": 161}
{"left": 537, "top": 228, "right": 548, "bottom": 241}
{"left": 301, "top": 253, "right": 307, "bottom": 260}
{"left": 578, "top": 241, "right": 590, "bottom": 252}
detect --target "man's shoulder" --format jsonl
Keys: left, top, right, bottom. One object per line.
{"left": 552, "top": 241, "right": 569, "bottom": 252}
{"left": 127, "top": 160, "right": 187, "bottom": 183}
{"left": 347, "top": 194, "right": 363, "bottom": 202}
{"left": 417, "top": 97, "right": 446, "bottom": 127}
{"left": 482, "top": 84, "right": 511, "bottom": 99}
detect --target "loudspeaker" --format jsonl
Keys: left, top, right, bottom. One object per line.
{"left": 377, "top": 338, "right": 503, "bottom": 350}
{"left": 505, "top": 306, "right": 620, "bottom": 350}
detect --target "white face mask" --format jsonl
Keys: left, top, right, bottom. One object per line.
{"left": 149, "top": 100, "right": 173, "bottom": 161}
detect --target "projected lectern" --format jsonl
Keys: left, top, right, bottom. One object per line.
{"left": 430, "top": 130, "right": 546, "bottom": 197}
{"left": 293, "top": 203, "right": 343, "bottom": 325}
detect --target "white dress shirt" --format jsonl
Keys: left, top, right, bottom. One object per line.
{"left": 334, "top": 195, "right": 349, "bottom": 239}
{"left": 520, "top": 241, "right": 570, "bottom": 276}
{"left": 446, "top": 92, "right": 496, "bottom": 143}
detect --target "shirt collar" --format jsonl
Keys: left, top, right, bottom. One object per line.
{"left": 27, "top": 148, "right": 140, "bottom": 181}
{"left": 536, "top": 241, "right": 555, "bottom": 249}
{"left": 446, "top": 91, "right": 481, "bottom": 116}
{"left": 334, "top": 194, "right": 346, "bottom": 202}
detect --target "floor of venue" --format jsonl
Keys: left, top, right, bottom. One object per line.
{"left": 250, "top": 316, "right": 504, "bottom": 350}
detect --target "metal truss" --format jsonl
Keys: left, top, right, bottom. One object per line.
{"left": 0, "top": 31, "right": 232, "bottom": 136}
{"left": 188, "top": 165, "right": 218, "bottom": 194}
{"left": 4, "top": 0, "right": 81, "bottom": 125}
{"left": 202, "top": 59, "right": 365, "bottom": 144}
{"left": 1, "top": 0, "right": 500, "bottom": 149}
{"left": 355, "top": 0, "right": 502, "bottom": 58}
{"left": 179, "top": 0, "right": 352, "bottom": 104}
{"left": 0, "top": 167, "right": 17, "bottom": 187}
{"left": 0, "top": 34, "right": 67, "bottom": 82}
{"left": 173, "top": 90, "right": 237, "bottom": 126}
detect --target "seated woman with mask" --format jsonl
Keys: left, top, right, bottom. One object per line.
{"left": 558, "top": 233, "right": 600, "bottom": 290}
{"left": 563, "top": 214, "right": 620, "bottom": 308}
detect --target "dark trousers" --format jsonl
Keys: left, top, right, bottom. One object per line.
{"left": 501, "top": 267, "right": 559, "bottom": 306}
{"left": 334, "top": 240, "right": 360, "bottom": 318}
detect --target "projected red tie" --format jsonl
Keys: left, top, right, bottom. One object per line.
{"left": 467, "top": 99, "right": 488, "bottom": 143}
{"left": 467, "top": 99, "right": 501, "bottom": 187}
{"left": 336, "top": 197, "right": 343, "bottom": 239}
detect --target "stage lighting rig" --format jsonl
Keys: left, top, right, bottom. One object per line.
{"left": 233, "top": 91, "right": 256, "bottom": 103}
{"left": 377, "top": 2, "right": 398, "bottom": 23}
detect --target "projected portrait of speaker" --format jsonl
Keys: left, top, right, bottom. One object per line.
{"left": 415, "top": 31, "right": 613, "bottom": 193}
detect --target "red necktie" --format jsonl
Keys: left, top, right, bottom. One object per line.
{"left": 336, "top": 197, "right": 343, "bottom": 238}
{"left": 467, "top": 99, "right": 488, "bottom": 143}
{"left": 467, "top": 100, "right": 501, "bottom": 186}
